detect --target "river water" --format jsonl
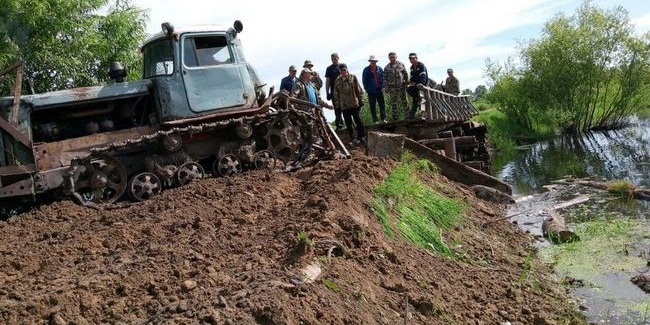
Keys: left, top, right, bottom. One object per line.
{"left": 493, "top": 116, "right": 650, "bottom": 324}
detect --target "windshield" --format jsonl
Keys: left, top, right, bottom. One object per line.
{"left": 182, "top": 35, "right": 232, "bottom": 67}
{"left": 142, "top": 39, "right": 174, "bottom": 78}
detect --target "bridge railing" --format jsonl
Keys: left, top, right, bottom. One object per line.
{"left": 418, "top": 86, "right": 479, "bottom": 123}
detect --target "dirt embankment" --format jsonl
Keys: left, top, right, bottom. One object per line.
{"left": 0, "top": 150, "right": 583, "bottom": 324}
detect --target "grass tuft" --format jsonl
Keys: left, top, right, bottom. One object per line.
{"left": 371, "top": 152, "right": 464, "bottom": 255}
{"left": 323, "top": 278, "right": 340, "bottom": 292}
{"left": 606, "top": 179, "right": 635, "bottom": 200}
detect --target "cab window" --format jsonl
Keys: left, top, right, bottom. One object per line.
{"left": 183, "top": 35, "right": 232, "bottom": 67}
{"left": 142, "top": 39, "right": 174, "bottom": 78}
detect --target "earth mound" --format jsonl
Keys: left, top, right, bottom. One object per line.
{"left": 0, "top": 150, "right": 582, "bottom": 324}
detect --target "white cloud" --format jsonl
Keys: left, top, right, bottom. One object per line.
{"left": 633, "top": 12, "right": 650, "bottom": 31}
{"left": 132, "top": 0, "right": 648, "bottom": 93}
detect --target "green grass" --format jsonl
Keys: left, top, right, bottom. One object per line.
{"left": 540, "top": 219, "right": 642, "bottom": 280}
{"left": 472, "top": 106, "right": 553, "bottom": 151}
{"left": 370, "top": 152, "right": 464, "bottom": 255}
{"left": 295, "top": 231, "right": 313, "bottom": 254}
{"left": 606, "top": 179, "right": 635, "bottom": 200}
{"left": 323, "top": 278, "right": 340, "bottom": 292}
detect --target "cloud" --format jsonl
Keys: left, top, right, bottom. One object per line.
{"left": 132, "top": 0, "right": 646, "bottom": 92}
{"left": 633, "top": 12, "right": 650, "bottom": 31}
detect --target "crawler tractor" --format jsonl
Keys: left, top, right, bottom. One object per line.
{"left": 0, "top": 21, "right": 345, "bottom": 209}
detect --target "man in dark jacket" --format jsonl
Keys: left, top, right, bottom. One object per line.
{"left": 407, "top": 53, "right": 428, "bottom": 119}
{"left": 333, "top": 63, "right": 365, "bottom": 145}
{"left": 325, "top": 53, "right": 343, "bottom": 130}
{"left": 362, "top": 55, "right": 387, "bottom": 123}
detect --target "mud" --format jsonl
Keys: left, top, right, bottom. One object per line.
{"left": 0, "top": 149, "right": 582, "bottom": 324}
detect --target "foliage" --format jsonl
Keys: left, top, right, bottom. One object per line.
{"left": 472, "top": 106, "right": 551, "bottom": 152}
{"left": 485, "top": 1, "right": 650, "bottom": 133}
{"left": 473, "top": 85, "right": 488, "bottom": 100}
{"left": 370, "top": 152, "right": 464, "bottom": 255}
{"left": 0, "top": 0, "right": 148, "bottom": 94}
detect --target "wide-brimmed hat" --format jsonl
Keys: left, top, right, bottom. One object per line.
{"left": 303, "top": 60, "right": 314, "bottom": 68}
{"left": 300, "top": 68, "right": 313, "bottom": 75}
{"left": 368, "top": 55, "right": 378, "bottom": 62}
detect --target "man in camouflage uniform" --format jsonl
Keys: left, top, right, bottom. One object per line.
{"left": 291, "top": 68, "right": 330, "bottom": 111}
{"left": 333, "top": 63, "right": 365, "bottom": 145}
{"left": 383, "top": 52, "right": 409, "bottom": 121}
{"left": 303, "top": 60, "right": 323, "bottom": 90}
{"left": 444, "top": 68, "right": 460, "bottom": 95}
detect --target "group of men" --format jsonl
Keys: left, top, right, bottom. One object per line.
{"left": 279, "top": 52, "right": 460, "bottom": 145}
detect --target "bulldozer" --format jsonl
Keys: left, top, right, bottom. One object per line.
{"left": 0, "top": 20, "right": 346, "bottom": 211}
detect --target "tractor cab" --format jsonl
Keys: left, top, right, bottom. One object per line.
{"left": 141, "top": 20, "right": 265, "bottom": 123}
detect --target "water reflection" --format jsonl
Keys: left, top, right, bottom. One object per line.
{"left": 494, "top": 117, "right": 650, "bottom": 195}
{"left": 494, "top": 116, "right": 650, "bottom": 323}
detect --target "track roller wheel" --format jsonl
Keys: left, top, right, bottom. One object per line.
{"left": 213, "top": 154, "right": 242, "bottom": 177}
{"left": 253, "top": 150, "right": 276, "bottom": 170}
{"left": 128, "top": 172, "right": 162, "bottom": 201}
{"left": 71, "top": 155, "right": 127, "bottom": 204}
{"left": 176, "top": 162, "right": 205, "bottom": 185}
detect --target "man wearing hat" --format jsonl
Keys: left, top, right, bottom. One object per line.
{"left": 303, "top": 60, "right": 323, "bottom": 90}
{"left": 333, "top": 63, "right": 365, "bottom": 145}
{"left": 280, "top": 65, "right": 298, "bottom": 93}
{"left": 444, "top": 68, "right": 460, "bottom": 95}
{"left": 407, "top": 53, "right": 428, "bottom": 119}
{"left": 291, "top": 68, "right": 330, "bottom": 111}
{"left": 362, "top": 55, "right": 387, "bottom": 123}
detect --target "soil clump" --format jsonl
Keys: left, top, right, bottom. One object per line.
{"left": 0, "top": 149, "right": 583, "bottom": 324}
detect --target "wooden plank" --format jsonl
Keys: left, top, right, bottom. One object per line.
{"left": 404, "top": 138, "right": 512, "bottom": 195}
{"left": 11, "top": 64, "right": 23, "bottom": 125}
{"left": 0, "top": 60, "right": 23, "bottom": 77}
{"left": 0, "top": 117, "right": 32, "bottom": 148}
{"left": 419, "top": 136, "right": 477, "bottom": 146}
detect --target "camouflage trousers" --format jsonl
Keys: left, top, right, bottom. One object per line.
{"left": 385, "top": 87, "right": 409, "bottom": 121}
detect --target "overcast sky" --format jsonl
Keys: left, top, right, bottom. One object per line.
{"left": 132, "top": 0, "right": 650, "bottom": 94}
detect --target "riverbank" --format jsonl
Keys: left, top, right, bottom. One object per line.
{"left": 0, "top": 149, "right": 584, "bottom": 324}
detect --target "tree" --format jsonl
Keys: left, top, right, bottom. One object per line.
{"left": 485, "top": 1, "right": 650, "bottom": 133}
{"left": 0, "top": 0, "right": 148, "bottom": 94}
{"left": 473, "top": 85, "right": 487, "bottom": 100}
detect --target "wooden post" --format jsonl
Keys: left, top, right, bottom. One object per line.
{"left": 11, "top": 63, "right": 23, "bottom": 125}
{"left": 442, "top": 138, "right": 456, "bottom": 161}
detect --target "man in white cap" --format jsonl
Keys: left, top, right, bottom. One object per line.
{"left": 303, "top": 60, "right": 323, "bottom": 90}
{"left": 362, "top": 55, "right": 387, "bottom": 123}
